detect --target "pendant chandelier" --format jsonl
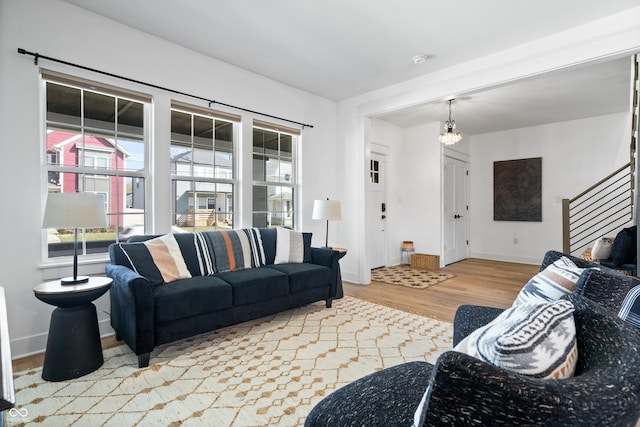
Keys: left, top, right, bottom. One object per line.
{"left": 439, "top": 99, "right": 462, "bottom": 145}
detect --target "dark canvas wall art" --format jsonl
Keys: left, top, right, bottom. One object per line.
{"left": 494, "top": 157, "right": 542, "bottom": 222}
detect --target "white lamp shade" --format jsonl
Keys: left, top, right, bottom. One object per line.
{"left": 43, "top": 192, "right": 108, "bottom": 229}
{"left": 312, "top": 199, "right": 342, "bottom": 221}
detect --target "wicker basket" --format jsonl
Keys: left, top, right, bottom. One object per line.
{"left": 410, "top": 253, "right": 440, "bottom": 269}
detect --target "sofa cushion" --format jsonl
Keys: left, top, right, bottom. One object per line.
{"left": 118, "top": 233, "right": 192, "bottom": 285}
{"left": 275, "top": 227, "right": 305, "bottom": 264}
{"left": 216, "top": 268, "right": 289, "bottom": 306}
{"left": 154, "top": 275, "right": 233, "bottom": 322}
{"left": 259, "top": 227, "right": 312, "bottom": 265}
{"left": 610, "top": 226, "right": 637, "bottom": 266}
{"left": 513, "top": 256, "right": 584, "bottom": 306}
{"left": 194, "top": 229, "right": 266, "bottom": 273}
{"left": 454, "top": 300, "right": 577, "bottom": 379}
{"left": 265, "top": 263, "right": 331, "bottom": 293}
{"left": 258, "top": 228, "right": 277, "bottom": 264}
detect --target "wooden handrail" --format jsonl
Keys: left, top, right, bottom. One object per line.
{"left": 562, "top": 163, "right": 633, "bottom": 254}
{"left": 569, "top": 163, "right": 630, "bottom": 203}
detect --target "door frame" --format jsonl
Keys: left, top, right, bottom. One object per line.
{"left": 368, "top": 143, "right": 390, "bottom": 269}
{"left": 442, "top": 148, "right": 471, "bottom": 265}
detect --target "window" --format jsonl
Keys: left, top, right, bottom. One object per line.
{"left": 170, "top": 103, "right": 239, "bottom": 232}
{"left": 43, "top": 72, "right": 150, "bottom": 259}
{"left": 370, "top": 159, "right": 380, "bottom": 183}
{"left": 252, "top": 122, "right": 299, "bottom": 228}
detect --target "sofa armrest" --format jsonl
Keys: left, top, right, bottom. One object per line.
{"left": 452, "top": 305, "right": 504, "bottom": 346}
{"left": 310, "top": 247, "right": 341, "bottom": 299}
{"left": 105, "top": 264, "right": 156, "bottom": 358}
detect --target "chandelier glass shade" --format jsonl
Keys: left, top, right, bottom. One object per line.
{"left": 439, "top": 100, "right": 462, "bottom": 145}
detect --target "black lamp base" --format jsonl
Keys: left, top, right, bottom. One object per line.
{"left": 60, "top": 276, "right": 89, "bottom": 285}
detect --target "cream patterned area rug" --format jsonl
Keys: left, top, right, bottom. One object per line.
{"left": 10, "top": 297, "right": 452, "bottom": 427}
{"left": 371, "top": 265, "right": 454, "bottom": 289}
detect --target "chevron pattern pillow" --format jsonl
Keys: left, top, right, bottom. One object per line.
{"left": 454, "top": 300, "right": 577, "bottom": 379}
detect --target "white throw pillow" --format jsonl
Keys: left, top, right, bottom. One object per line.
{"left": 274, "top": 227, "right": 305, "bottom": 264}
{"left": 591, "top": 237, "right": 614, "bottom": 261}
{"left": 513, "top": 256, "right": 583, "bottom": 306}
{"left": 454, "top": 300, "right": 577, "bottom": 379}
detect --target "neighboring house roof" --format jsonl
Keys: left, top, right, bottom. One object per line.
{"left": 47, "top": 130, "right": 131, "bottom": 157}
{"left": 171, "top": 148, "right": 233, "bottom": 168}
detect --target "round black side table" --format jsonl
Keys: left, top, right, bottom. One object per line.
{"left": 34, "top": 277, "right": 112, "bottom": 382}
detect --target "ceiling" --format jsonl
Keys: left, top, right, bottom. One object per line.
{"left": 62, "top": 0, "right": 638, "bottom": 134}
{"left": 376, "top": 57, "right": 632, "bottom": 134}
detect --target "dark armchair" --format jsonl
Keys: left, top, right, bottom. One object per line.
{"left": 305, "top": 293, "right": 640, "bottom": 426}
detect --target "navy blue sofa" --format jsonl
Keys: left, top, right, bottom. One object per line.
{"left": 106, "top": 228, "right": 342, "bottom": 367}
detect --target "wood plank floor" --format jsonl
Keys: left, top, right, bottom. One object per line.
{"left": 12, "top": 258, "right": 538, "bottom": 372}
{"left": 344, "top": 257, "right": 539, "bottom": 322}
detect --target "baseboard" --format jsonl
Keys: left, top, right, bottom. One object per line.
{"left": 469, "top": 251, "right": 541, "bottom": 266}
{"left": 11, "top": 318, "right": 114, "bottom": 360}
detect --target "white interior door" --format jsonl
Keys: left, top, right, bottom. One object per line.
{"left": 369, "top": 153, "right": 386, "bottom": 268}
{"left": 443, "top": 156, "right": 469, "bottom": 265}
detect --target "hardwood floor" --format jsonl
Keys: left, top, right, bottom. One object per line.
{"left": 344, "top": 257, "right": 539, "bottom": 322}
{"left": 12, "top": 258, "right": 538, "bottom": 372}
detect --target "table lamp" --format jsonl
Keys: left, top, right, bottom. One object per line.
{"left": 42, "top": 192, "right": 108, "bottom": 284}
{"left": 312, "top": 199, "right": 342, "bottom": 247}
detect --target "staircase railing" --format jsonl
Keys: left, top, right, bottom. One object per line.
{"left": 562, "top": 163, "right": 634, "bottom": 255}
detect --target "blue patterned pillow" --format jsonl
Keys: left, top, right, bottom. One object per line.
{"left": 454, "top": 300, "right": 577, "bottom": 379}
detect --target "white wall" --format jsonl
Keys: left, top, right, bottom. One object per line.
{"left": 469, "top": 113, "right": 632, "bottom": 264}
{"left": 0, "top": 0, "right": 338, "bottom": 358}
{"left": 336, "top": 7, "right": 640, "bottom": 284}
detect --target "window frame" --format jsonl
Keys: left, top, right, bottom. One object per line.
{"left": 251, "top": 122, "right": 300, "bottom": 229}
{"left": 170, "top": 102, "right": 240, "bottom": 232}
{"left": 41, "top": 71, "right": 151, "bottom": 263}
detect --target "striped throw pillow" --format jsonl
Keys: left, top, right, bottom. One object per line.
{"left": 454, "top": 300, "right": 577, "bottom": 379}
{"left": 513, "top": 256, "right": 584, "bottom": 305}
{"left": 194, "top": 228, "right": 266, "bottom": 274}
{"left": 618, "top": 284, "right": 640, "bottom": 329}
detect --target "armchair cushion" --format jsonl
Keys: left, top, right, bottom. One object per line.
{"left": 454, "top": 300, "right": 577, "bottom": 379}
{"left": 513, "top": 256, "right": 584, "bottom": 305}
